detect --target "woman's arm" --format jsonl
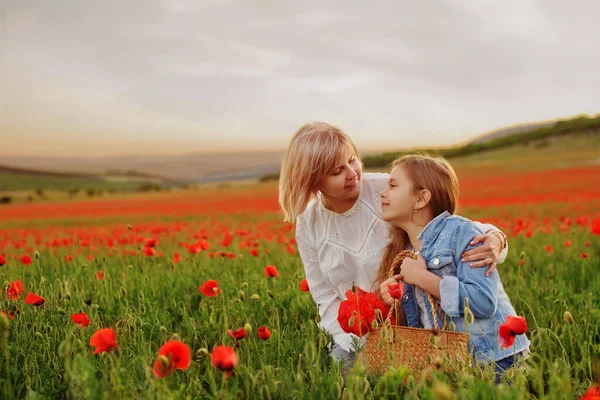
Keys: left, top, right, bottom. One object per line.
{"left": 296, "top": 227, "right": 354, "bottom": 352}
{"left": 465, "top": 221, "right": 510, "bottom": 276}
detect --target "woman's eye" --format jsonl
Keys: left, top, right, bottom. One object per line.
{"left": 332, "top": 170, "right": 341, "bottom": 176}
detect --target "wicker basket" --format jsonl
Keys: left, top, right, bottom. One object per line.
{"left": 363, "top": 250, "right": 470, "bottom": 373}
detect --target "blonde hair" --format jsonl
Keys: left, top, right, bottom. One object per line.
{"left": 278, "top": 122, "right": 359, "bottom": 222}
{"left": 373, "top": 154, "right": 459, "bottom": 292}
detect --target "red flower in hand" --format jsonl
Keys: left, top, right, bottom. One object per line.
{"left": 228, "top": 327, "right": 247, "bottom": 340}
{"left": 72, "top": 312, "right": 90, "bottom": 327}
{"left": 153, "top": 340, "right": 191, "bottom": 378}
{"left": 387, "top": 281, "right": 405, "bottom": 299}
{"left": 199, "top": 280, "right": 220, "bottom": 297}
{"left": 25, "top": 292, "right": 44, "bottom": 306}
{"left": 211, "top": 345, "right": 237, "bottom": 378}
{"left": 337, "top": 286, "right": 390, "bottom": 337}
{"left": 499, "top": 315, "right": 528, "bottom": 349}
{"left": 257, "top": 325, "right": 271, "bottom": 340}
{"left": 90, "top": 328, "right": 117, "bottom": 354}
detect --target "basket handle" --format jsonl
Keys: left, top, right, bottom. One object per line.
{"left": 386, "top": 250, "right": 448, "bottom": 331}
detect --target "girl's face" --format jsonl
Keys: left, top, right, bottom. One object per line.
{"left": 318, "top": 151, "right": 362, "bottom": 201}
{"left": 380, "top": 164, "right": 419, "bottom": 224}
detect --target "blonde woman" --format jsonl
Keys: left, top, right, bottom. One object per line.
{"left": 278, "top": 122, "right": 508, "bottom": 364}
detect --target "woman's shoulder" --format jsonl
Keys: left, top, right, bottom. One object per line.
{"left": 360, "top": 172, "right": 389, "bottom": 195}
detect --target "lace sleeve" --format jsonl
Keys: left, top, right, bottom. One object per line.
{"left": 296, "top": 222, "right": 354, "bottom": 352}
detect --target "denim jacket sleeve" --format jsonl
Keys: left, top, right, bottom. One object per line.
{"left": 438, "top": 221, "right": 499, "bottom": 319}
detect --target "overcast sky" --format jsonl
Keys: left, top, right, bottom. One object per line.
{"left": 1, "top": 0, "right": 599, "bottom": 158}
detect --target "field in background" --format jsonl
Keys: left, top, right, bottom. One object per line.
{"left": 1, "top": 135, "right": 599, "bottom": 399}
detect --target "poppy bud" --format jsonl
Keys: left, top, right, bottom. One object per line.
{"left": 351, "top": 282, "right": 357, "bottom": 294}
{"left": 449, "top": 320, "right": 456, "bottom": 331}
{"left": 348, "top": 316, "right": 355, "bottom": 327}
{"left": 244, "top": 323, "right": 252, "bottom": 336}
{"left": 241, "top": 282, "right": 248, "bottom": 289}
{"left": 127, "top": 265, "right": 134, "bottom": 269}
{"left": 0, "top": 312, "right": 9, "bottom": 332}
{"left": 158, "top": 354, "right": 170, "bottom": 370}
{"left": 84, "top": 298, "right": 92, "bottom": 306}
{"left": 35, "top": 332, "right": 44, "bottom": 341}
{"left": 563, "top": 311, "right": 574, "bottom": 325}
{"left": 81, "top": 264, "right": 87, "bottom": 268}
{"left": 266, "top": 290, "right": 275, "bottom": 299}
{"left": 34, "top": 251, "right": 40, "bottom": 260}
{"left": 238, "top": 290, "right": 245, "bottom": 301}
{"left": 371, "top": 319, "right": 378, "bottom": 330}
{"left": 159, "top": 326, "right": 167, "bottom": 333}
{"left": 250, "top": 294, "right": 260, "bottom": 302}
{"left": 65, "top": 291, "right": 71, "bottom": 300}
{"left": 433, "top": 356, "right": 444, "bottom": 369}
{"left": 169, "top": 333, "right": 181, "bottom": 342}
{"left": 464, "top": 307, "right": 475, "bottom": 325}
{"left": 120, "top": 286, "right": 127, "bottom": 296}
{"left": 127, "top": 224, "right": 133, "bottom": 230}
{"left": 432, "top": 381, "right": 455, "bottom": 400}
{"left": 196, "top": 348, "right": 209, "bottom": 361}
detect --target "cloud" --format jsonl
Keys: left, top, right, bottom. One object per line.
{"left": 1, "top": 0, "right": 599, "bottom": 157}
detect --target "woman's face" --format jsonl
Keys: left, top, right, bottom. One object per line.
{"left": 318, "top": 151, "right": 362, "bottom": 201}
{"left": 380, "top": 165, "right": 418, "bottom": 224}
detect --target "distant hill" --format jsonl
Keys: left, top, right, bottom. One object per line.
{"left": 363, "top": 113, "right": 600, "bottom": 168}
{"left": 469, "top": 121, "right": 557, "bottom": 145}
{"left": 0, "top": 150, "right": 285, "bottom": 182}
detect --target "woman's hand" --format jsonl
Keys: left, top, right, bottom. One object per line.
{"left": 379, "top": 277, "right": 398, "bottom": 307}
{"left": 461, "top": 233, "right": 504, "bottom": 277}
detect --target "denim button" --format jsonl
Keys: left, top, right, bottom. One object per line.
{"left": 433, "top": 257, "right": 440, "bottom": 266}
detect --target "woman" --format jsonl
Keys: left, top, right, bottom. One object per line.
{"left": 278, "top": 122, "right": 508, "bottom": 362}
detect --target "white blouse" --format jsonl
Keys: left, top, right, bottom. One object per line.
{"left": 295, "top": 173, "right": 507, "bottom": 353}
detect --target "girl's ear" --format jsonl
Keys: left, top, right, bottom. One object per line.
{"left": 416, "top": 189, "right": 432, "bottom": 210}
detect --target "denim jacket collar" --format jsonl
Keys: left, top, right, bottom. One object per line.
{"left": 416, "top": 210, "right": 452, "bottom": 254}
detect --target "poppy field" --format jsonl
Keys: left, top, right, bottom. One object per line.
{"left": 1, "top": 163, "right": 600, "bottom": 399}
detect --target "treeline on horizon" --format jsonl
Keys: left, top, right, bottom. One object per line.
{"left": 361, "top": 113, "right": 600, "bottom": 168}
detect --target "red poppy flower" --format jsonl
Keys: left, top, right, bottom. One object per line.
{"left": 211, "top": 345, "right": 237, "bottom": 378}
{"left": 250, "top": 249, "right": 259, "bottom": 257}
{"left": 228, "top": 327, "right": 247, "bottom": 340}
{"left": 544, "top": 245, "right": 553, "bottom": 255}
{"left": 0, "top": 255, "right": 6, "bottom": 266}
{"left": 145, "top": 238, "right": 158, "bottom": 248}
{"left": 90, "top": 328, "right": 117, "bottom": 354}
{"left": 143, "top": 246, "right": 156, "bottom": 257}
{"left": 20, "top": 255, "right": 33, "bottom": 266}
{"left": 72, "top": 312, "right": 90, "bottom": 327}
{"left": 337, "top": 286, "right": 390, "bottom": 337}
{"left": 152, "top": 340, "right": 191, "bottom": 378}
{"left": 172, "top": 252, "right": 181, "bottom": 264}
{"left": 65, "top": 254, "right": 74, "bottom": 262}
{"left": 257, "top": 325, "right": 271, "bottom": 340}
{"left": 299, "top": 278, "right": 309, "bottom": 292}
{"left": 592, "top": 219, "right": 600, "bottom": 235}
{"left": 24, "top": 292, "right": 44, "bottom": 306}
{"left": 7, "top": 280, "right": 23, "bottom": 301}
{"left": 286, "top": 244, "right": 296, "bottom": 255}
{"left": 199, "top": 280, "right": 220, "bottom": 297}
{"left": 264, "top": 265, "right": 278, "bottom": 277}
{"left": 498, "top": 315, "right": 528, "bottom": 349}
{"left": 96, "top": 270, "right": 104, "bottom": 280}
{"left": 564, "top": 240, "right": 572, "bottom": 248}
{"left": 1, "top": 309, "right": 17, "bottom": 320}
{"left": 580, "top": 384, "right": 600, "bottom": 400}
{"left": 581, "top": 253, "right": 589, "bottom": 259}
{"left": 387, "top": 281, "right": 405, "bottom": 299}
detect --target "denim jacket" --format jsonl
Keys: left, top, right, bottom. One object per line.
{"left": 401, "top": 211, "right": 530, "bottom": 363}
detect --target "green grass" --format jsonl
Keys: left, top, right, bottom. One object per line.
{"left": 0, "top": 172, "right": 142, "bottom": 193}
{"left": 1, "top": 208, "right": 599, "bottom": 399}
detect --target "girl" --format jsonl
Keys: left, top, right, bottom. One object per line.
{"left": 377, "top": 154, "right": 530, "bottom": 379}
{"left": 278, "top": 122, "right": 509, "bottom": 363}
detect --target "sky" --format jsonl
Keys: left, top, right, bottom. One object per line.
{"left": 1, "top": 0, "right": 599, "bottom": 158}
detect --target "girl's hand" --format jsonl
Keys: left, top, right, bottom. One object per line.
{"left": 396, "top": 255, "right": 427, "bottom": 286}
{"left": 461, "top": 233, "right": 504, "bottom": 276}
{"left": 379, "top": 277, "right": 398, "bottom": 307}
